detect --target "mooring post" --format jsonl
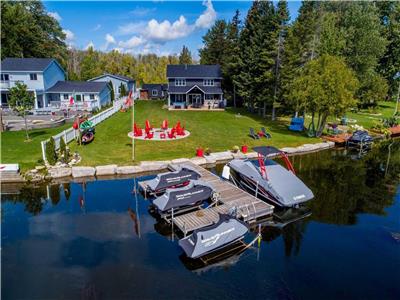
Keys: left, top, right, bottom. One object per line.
{"left": 171, "top": 208, "right": 174, "bottom": 241}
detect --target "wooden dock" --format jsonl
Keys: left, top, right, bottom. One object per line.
{"left": 139, "top": 162, "right": 274, "bottom": 235}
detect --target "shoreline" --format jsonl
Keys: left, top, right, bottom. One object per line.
{"left": 1, "top": 141, "right": 335, "bottom": 187}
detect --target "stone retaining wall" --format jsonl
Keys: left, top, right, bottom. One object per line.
{"left": 33, "top": 141, "right": 334, "bottom": 181}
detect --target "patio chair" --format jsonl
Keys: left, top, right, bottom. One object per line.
{"left": 145, "top": 120, "right": 153, "bottom": 131}
{"left": 177, "top": 126, "right": 185, "bottom": 136}
{"left": 134, "top": 123, "right": 143, "bottom": 137}
{"left": 288, "top": 117, "right": 304, "bottom": 132}
{"left": 161, "top": 119, "right": 168, "bottom": 130}
{"left": 145, "top": 131, "right": 154, "bottom": 139}
{"left": 249, "top": 128, "right": 260, "bottom": 139}
{"left": 168, "top": 128, "right": 176, "bottom": 139}
{"left": 261, "top": 127, "right": 272, "bottom": 139}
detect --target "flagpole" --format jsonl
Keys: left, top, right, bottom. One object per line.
{"left": 131, "top": 90, "right": 135, "bottom": 161}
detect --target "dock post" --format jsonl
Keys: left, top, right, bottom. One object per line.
{"left": 183, "top": 222, "right": 186, "bottom": 237}
{"left": 171, "top": 208, "right": 174, "bottom": 241}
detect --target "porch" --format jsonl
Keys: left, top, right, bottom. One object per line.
{"left": 168, "top": 88, "right": 224, "bottom": 110}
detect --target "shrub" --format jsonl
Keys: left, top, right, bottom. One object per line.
{"left": 232, "top": 145, "right": 240, "bottom": 153}
{"left": 204, "top": 148, "right": 212, "bottom": 156}
{"left": 46, "top": 137, "right": 57, "bottom": 165}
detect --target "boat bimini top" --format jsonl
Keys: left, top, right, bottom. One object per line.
{"left": 152, "top": 180, "right": 215, "bottom": 213}
{"left": 227, "top": 146, "right": 314, "bottom": 207}
{"left": 179, "top": 214, "right": 248, "bottom": 259}
{"left": 145, "top": 165, "right": 201, "bottom": 193}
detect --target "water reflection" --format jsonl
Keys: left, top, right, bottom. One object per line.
{"left": 1, "top": 140, "right": 399, "bottom": 299}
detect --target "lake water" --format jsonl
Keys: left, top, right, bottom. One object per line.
{"left": 2, "top": 141, "right": 400, "bottom": 299}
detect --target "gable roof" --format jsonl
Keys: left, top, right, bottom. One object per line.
{"left": 88, "top": 73, "right": 135, "bottom": 82}
{"left": 1, "top": 58, "right": 61, "bottom": 72}
{"left": 46, "top": 81, "right": 110, "bottom": 93}
{"left": 141, "top": 83, "right": 168, "bottom": 91}
{"left": 167, "top": 65, "right": 222, "bottom": 78}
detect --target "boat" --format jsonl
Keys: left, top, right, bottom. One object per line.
{"left": 141, "top": 165, "right": 201, "bottom": 195}
{"left": 179, "top": 214, "right": 248, "bottom": 259}
{"left": 346, "top": 130, "right": 374, "bottom": 155}
{"left": 222, "top": 146, "right": 314, "bottom": 207}
{"left": 152, "top": 180, "right": 215, "bottom": 216}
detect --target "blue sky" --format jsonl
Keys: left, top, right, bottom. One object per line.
{"left": 44, "top": 1, "right": 301, "bottom": 58}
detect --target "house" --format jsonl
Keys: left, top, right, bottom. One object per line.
{"left": 0, "top": 58, "right": 65, "bottom": 109}
{"left": 0, "top": 57, "right": 112, "bottom": 112}
{"left": 88, "top": 73, "right": 135, "bottom": 99}
{"left": 166, "top": 64, "right": 224, "bottom": 109}
{"left": 46, "top": 81, "right": 112, "bottom": 111}
{"left": 140, "top": 84, "right": 168, "bottom": 100}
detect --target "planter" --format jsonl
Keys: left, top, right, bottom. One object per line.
{"left": 241, "top": 145, "right": 248, "bottom": 153}
{"left": 196, "top": 148, "right": 204, "bottom": 157}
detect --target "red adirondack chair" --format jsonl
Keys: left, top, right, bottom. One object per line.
{"left": 161, "top": 119, "right": 168, "bottom": 130}
{"left": 145, "top": 120, "right": 152, "bottom": 131}
{"left": 168, "top": 128, "right": 176, "bottom": 139}
{"left": 133, "top": 123, "right": 143, "bottom": 137}
{"left": 145, "top": 130, "right": 154, "bottom": 139}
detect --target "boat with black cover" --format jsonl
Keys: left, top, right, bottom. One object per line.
{"left": 140, "top": 165, "right": 201, "bottom": 195}
{"left": 152, "top": 180, "right": 216, "bottom": 217}
{"left": 179, "top": 214, "right": 248, "bottom": 259}
{"left": 223, "top": 146, "right": 314, "bottom": 207}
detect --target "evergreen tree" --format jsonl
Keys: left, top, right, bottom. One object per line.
{"left": 178, "top": 45, "right": 192, "bottom": 64}
{"left": 59, "top": 137, "right": 67, "bottom": 160}
{"left": 119, "top": 83, "right": 127, "bottom": 97}
{"left": 109, "top": 81, "right": 115, "bottom": 101}
{"left": 199, "top": 20, "right": 228, "bottom": 65}
{"left": 46, "top": 137, "right": 57, "bottom": 165}
{"left": 80, "top": 46, "right": 102, "bottom": 80}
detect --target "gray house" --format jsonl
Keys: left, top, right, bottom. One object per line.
{"left": 88, "top": 73, "right": 135, "bottom": 99}
{"left": 167, "top": 65, "right": 224, "bottom": 109}
{"left": 140, "top": 83, "right": 168, "bottom": 100}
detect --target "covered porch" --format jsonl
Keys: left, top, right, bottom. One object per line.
{"left": 169, "top": 86, "right": 224, "bottom": 110}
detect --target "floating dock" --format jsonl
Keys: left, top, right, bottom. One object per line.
{"left": 139, "top": 162, "right": 274, "bottom": 236}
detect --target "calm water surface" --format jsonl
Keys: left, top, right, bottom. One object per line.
{"left": 2, "top": 141, "right": 400, "bottom": 299}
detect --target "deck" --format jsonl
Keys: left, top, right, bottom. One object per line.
{"left": 322, "top": 133, "right": 351, "bottom": 145}
{"left": 138, "top": 162, "right": 274, "bottom": 235}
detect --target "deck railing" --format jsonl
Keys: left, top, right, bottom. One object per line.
{"left": 40, "top": 98, "right": 125, "bottom": 162}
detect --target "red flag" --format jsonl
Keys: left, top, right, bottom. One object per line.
{"left": 69, "top": 96, "right": 75, "bottom": 106}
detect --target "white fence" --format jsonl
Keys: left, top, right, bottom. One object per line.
{"left": 40, "top": 98, "right": 124, "bottom": 162}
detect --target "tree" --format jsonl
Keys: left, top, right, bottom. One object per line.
{"left": 289, "top": 55, "right": 358, "bottom": 137}
{"left": 119, "top": 83, "right": 127, "bottom": 97}
{"left": 45, "top": 137, "right": 57, "bottom": 165}
{"left": 8, "top": 82, "right": 35, "bottom": 141}
{"left": 178, "top": 45, "right": 192, "bottom": 64}
{"left": 199, "top": 20, "right": 228, "bottom": 65}
{"left": 59, "top": 137, "right": 67, "bottom": 161}
{"left": 80, "top": 46, "right": 102, "bottom": 80}
{"left": 1, "top": 1, "right": 67, "bottom": 65}
{"left": 109, "top": 81, "right": 115, "bottom": 101}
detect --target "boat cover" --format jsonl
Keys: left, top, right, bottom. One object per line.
{"left": 152, "top": 180, "right": 215, "bottom": 212}
{"left": 252, "top": 146, "right": 281, "bottom": 157}
{"left": 179, "top": 214, "right": 248, "bottom": 259}
{"left": 228, "top": 159, "right": 314, "bottom": 207}
{"left": 348, "top": 130, "right": 373, "bottom": 143}
{"left": 146, "top": 165, "right": 201, "bottom": 192}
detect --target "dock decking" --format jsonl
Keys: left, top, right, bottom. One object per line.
{"left": 139, "top": 162, "right": 274, "bottom": 235}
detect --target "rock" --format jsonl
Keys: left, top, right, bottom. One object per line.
{"left": 72, "top": 166, "right": 95, "bottom": 178}
{"left": 209, "top": 151, "right": 234, "bottom": 161}
{"left": 96, "top": 164, "right": 117, "bottom": 176}
{"left": 190, "top": 157, "right": 207, "bottom": 166}
{"left": 29, "top": 169, "right": 38, "bottom": 174}
{"left": 35, "top": 166, "right": 45, "bottom": 171}
{"left": 116, "top": 165, "right": 143, "bottom": 175}
{"left": 171, "top": 158, "right": 190, "bottom": 164}
{"left": 244, "top": 151, "right": 258, "bottom": 159}
{"left": 48, "top": 167, "right": 72, "bottom": 178}
{"left": 204, "top": 155, "right": 216, "bottom": 164}
{"left": 139, "top": 161, "right": 170, "bottom": 172}
{"left": 281, "top": 147, "right": 297, "bottom": 154}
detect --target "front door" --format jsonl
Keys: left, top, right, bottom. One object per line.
{"left": 188, "top": 94, "right": 202, "bottom": 106}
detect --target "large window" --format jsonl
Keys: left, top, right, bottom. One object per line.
{"left": 76, "top": 94, "right": 82, "bottom": 102}
{"left": 203, "top": 79, "right": 214, "bottom": 86}
{"left": 89, "top": 94, "right": 95, "bottom": 100}
{"left": 175, "top": 79, "right": 186, "bottom": 86}
{"left": 0, "top": 74, "right": 9, "bottom": 81}
{"left": 152, "top": 89, "right": 158, "bottom": 96}
{"left": 175, "top": 94, "right": 185, "bottom": 102}
{"left": 63, "top": 94, "right": 69, "bottom": 100}
{"left": 29, "top": 73, "right": 37, "bottom": 80}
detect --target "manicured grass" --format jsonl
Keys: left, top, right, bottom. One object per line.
{"left": 69, "top": 101, "right": 320, "bottom": 166}
{"left": 1, "top": 123, "right": 71, "bottom": 171}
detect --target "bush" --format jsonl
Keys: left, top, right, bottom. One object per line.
{"left": 204, "top": 148, "right": 212, "bottom": 156}
{"left": 232, "top": 145, "right": 240, "bottom": 153}
{"left": 46, "top": 137, "right": 57, "bottom": 165}
{"left": 59, "top": 137, "right": 69, "bottom": 161}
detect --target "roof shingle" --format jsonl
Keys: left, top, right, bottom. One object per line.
{"left": 1, "top": 58, "right": 56, "bottom": 72}
{"left": 167, "top": 65, "right": 222, "bottom": 78}
{"left": 46, "top": 81, "right": 110, "bottom": 93}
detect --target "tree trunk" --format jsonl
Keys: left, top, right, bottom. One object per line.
{"left": 263, "top": 102, "right": 266, "bottom": 118}
{"left": 233, "top": 84, "right": 236, "bottom": 108}
{"left": 23, "top": 110, "right": 29, "bottom": 140}
{"left": 316, "top": 113, "right": 328, "bottom": 137}
{"left": 0, "top": 109, "right": 3, "bottom": 132}
{"left": 272, "top": 106, "right": 276, "bottom": 121}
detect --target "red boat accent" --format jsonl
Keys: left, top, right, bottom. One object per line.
{"left": 280, "top": 152, "right": 296, "bottom": 174}
{"left": 257, "top": 152, "right": 267, "bottom": 180}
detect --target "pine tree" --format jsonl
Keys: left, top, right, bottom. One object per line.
{"left": 178, "top": 46, "right": 192, "bottom": 64}
{"left": 46, "top": 137, "right": 57, "bottom": 165}
{"left": 199, "top": 20, "right": 228, "bottom": 65}
{"left": 59, "top": 137, "right": 67, "bottom": 160}
{"left": 109, "top": 81, "right": 115, "bottom": 101}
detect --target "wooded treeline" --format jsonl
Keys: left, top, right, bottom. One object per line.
{"left": 200, "top": 0, "right": 400, "bottom": 115}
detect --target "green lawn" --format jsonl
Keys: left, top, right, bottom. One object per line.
{"left": 2, "top": 100, "right": 396, "bottom": 170}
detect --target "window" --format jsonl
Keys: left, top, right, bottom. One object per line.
{"left": 175, "top": 94, "right": 185, "bottom": 102}
{"left": 152, "top": 89, "right": 158, "bottom": 96}
{"left": 29, "top": 73, "right": 37, "bottom": 80}
{"left": 0, "top": 74, "right": 9, "bottom": 81}
{"left": 76, "top": 94, "right": 82, "bottom": 102}
{"left": 175, "top": 79, "right": 186, "bottom": 86}
{"left": 203, "top": 79, "right": 214, "bottom": 86}
{"left": 89, "top": 94, "right": 95, "bottom": 100}
{"left": 63, "top": 94, "right": 69, "bottom": 100}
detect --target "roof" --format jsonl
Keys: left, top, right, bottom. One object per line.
{"left": 142, "top": 83, "right": 168, "bottom": 91}
{"left": 46, "top": 81, "right": 110, "bottom": 93}
{"left": 167, "top": 65, "right": 222, "bottom": 78}
{"left": 252, "top": 146, "right": 281, "bottom": 157}
{"left": 1, "top": 58, "right": 57, "bottom": 72}
{"left": 88, "top": 73, "right": 134, "bottom": 82}
{"left": 168, "top": 84, "right": 223, "bottom": 94}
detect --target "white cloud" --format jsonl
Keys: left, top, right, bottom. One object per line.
{"left": 195, "top": 0, "right": 217, "bottom": 29}
{"left": 93, "top": 24, "right": 101, "bottom": 31}
{"left": 48, "top": 11, "right": 62, "bottom": 22}
{"left": 63, "top": 29, "right": 75, "bottom": 48}
{"left": 145, "top": 16, "right": 194, "bottom": 43}
{"left": 85, "top": 41, "right": 95, "bottom": 50}
{"left": 117, "top": 21, "right": 147, "bottom": 36}
{"left": 130, "top": 7, "right": 156, "bottom": 16}
{"left": 101, "top": 33, "right": 116, "bottom": 51}
{"left": 119, "top": 36, "right": 145, "bottom": 49}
